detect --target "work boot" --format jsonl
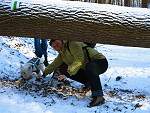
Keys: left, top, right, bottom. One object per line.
{"left": 88, "top": 96, "right": 105, "bottom": 107}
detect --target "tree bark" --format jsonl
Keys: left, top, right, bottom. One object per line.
{"left": 0, "top": 1, "right": 150, "bottom": 48}
{"left": 105, "top": 0, "right": 111, "bottom": 4}
{"left": 142, "top": 0, "right": 148, "bottom": 8}
{"left": 124, "top": 0, "right": 130, "bottom": 6}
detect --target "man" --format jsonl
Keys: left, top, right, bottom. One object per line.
{"left": 34, "top": 38, "right": 48, "bottom": 66}
{"left": 43, "top": 39, "right": 108, "bottom": 107}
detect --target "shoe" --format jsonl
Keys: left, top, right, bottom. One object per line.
{"left": 44, "top": 60, "right": 49, "bottom": 66}
{"left": 87, "top": 96, "right": 105, "bottom": 107}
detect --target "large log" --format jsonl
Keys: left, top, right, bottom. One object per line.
{"left": 0, "top": 0, "right": 150, "bottom": 48}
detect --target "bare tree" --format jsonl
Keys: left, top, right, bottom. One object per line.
{"left": 66, "top": 0, "right": 150, "bottom": 7}
{"left": 124, "top": 0, "right": 131, "bottom": 7}
{"left": 142, "top": 0, "right": 148, "bottom": 7}
{"left": 105, "top": 0, "right": 111, "bottom": 4}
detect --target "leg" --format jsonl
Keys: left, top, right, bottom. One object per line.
{"left": 63, "top": 59, "right": 108, "bottom": 97}
{"left": 41, "top": 39, "right": 48, "bottom": 66}
{"left": 85, "top": 59, "right": 108, "bottom": 107}
{"left": 64, "top": 59, "right": 108, "bottom": 107}
{"left": 41, "top": 39, "right": 48, "bottom": 56}
{"left": 85, "top": 59, "right": 108, "bottom": 97}
{"left": 34, "top": 38, "right": 43, "bottom": 58}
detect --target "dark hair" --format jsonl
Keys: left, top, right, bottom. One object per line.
{"left": 49, "top": 39, "right": 64, "bottom": 46}
{"left": 49, "top": 39, "right": 56, "bottom": 46}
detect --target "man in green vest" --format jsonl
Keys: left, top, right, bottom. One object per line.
{"left": 43, "top": 39, "right": 108, "bottom": 107}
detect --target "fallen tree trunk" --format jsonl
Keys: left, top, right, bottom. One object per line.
{"left": 0, "top": 0, "right": 150, "bottom": 48}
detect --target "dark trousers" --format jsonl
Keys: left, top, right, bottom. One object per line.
{"left": 58, "top": 59, "right": 108, "bottom": 97}
{"left": 34, "top": 38, "right": 48, "bottom": 59}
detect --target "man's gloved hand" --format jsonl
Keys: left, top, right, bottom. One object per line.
{"left": 57, "top": 75, "right": 66, "bottom": 81}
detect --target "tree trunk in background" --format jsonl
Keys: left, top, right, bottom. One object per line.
{"left": 142, "top": 0, "right": 148, "bottom": 7}
{"left": 67, "top": 0, "right": 150, "bottom": 7}
{"left": 0, "top": 1, "right": 150, "bottom": 48}
{"left": 84, "top": 0, "right": 111, "bottom": 4}
{"left": 105, "top": 0, "right": 111, "bottom": 4}
{"left": 95, "top": 0, "right": 103, "bottom": 3}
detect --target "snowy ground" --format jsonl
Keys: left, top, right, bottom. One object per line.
{"left": 0, "top": 36, "right": 150, "bottom": 113}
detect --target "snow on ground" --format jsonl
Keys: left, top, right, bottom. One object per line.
{"left": 0, "top": 37, "right": 150, "bottom": 113}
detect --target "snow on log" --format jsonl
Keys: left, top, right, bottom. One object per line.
{"left": 0, "top": 0, "right": 150, "bottom": 48}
